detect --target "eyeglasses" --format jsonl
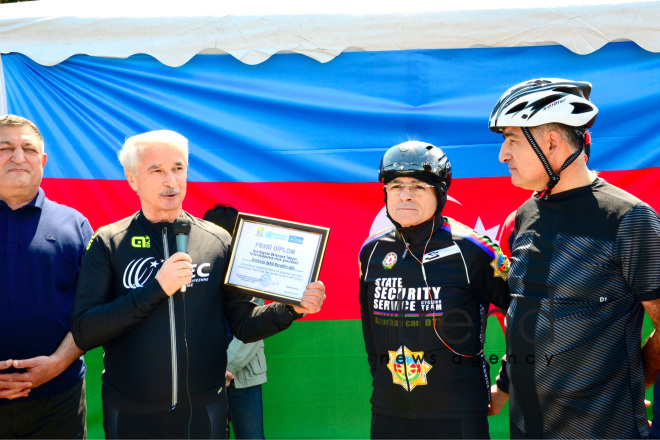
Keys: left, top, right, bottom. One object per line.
{"left": 384, "top": 182, "right": 434, "bottom": 196}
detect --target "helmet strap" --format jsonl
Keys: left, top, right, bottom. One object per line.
{"left": 434, "top": 183, "right": 448, "bottom": 216}
{"left": 521, "top": 127, "right": 583, "bottom": 201}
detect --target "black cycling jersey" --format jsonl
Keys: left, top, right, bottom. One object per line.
{"left": 359, "top": 216, "right": 510, "bottom": 421}
{"left": 503, "top": 178, "right": 660, "bottom": 439}
{"left": 72, "top": 211, "right": 296, "bottom": 413}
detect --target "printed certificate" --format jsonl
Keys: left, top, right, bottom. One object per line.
{"left": 223, "top": 213, "right": 330, "bottom": 306}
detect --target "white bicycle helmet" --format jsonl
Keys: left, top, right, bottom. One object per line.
{"left": 489, "top": 78, "right": 598, "bottom": 132}
{"left": 489, "top": 78, "right": 598, "bottom": 200}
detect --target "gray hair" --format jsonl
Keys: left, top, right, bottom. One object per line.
{"left": 118, "top": 130, "right": 189, "bottom": 174}
{"left": 0, "top": 114, "right": 45, "bottom": 153}
{"left": 530, "top": 123, "right": 585, "bottom": 155}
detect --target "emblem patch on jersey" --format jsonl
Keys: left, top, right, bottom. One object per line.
{"left": 382, "top": 252, "right": 398, "bottom": 269}
{"left": 386, "top": 346, "right": 432, "bottom": 392}
{"left": 490, "top": 251, "right": 510, "bottom": 281}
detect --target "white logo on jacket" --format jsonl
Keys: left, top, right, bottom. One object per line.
{"left": 422, "top": 244, "right": 461, "bottom": 263}
{"left": 123, "top": 257, "right": 159, "bottom": 289}
{"left": 122, "top": 258, "right": 211, "bottom": 289}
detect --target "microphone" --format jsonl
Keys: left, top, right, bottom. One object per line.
{"left": 172, "top": 218, "right": 191, "bottom": 293}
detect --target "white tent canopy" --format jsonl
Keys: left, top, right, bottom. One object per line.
{"left": 0, "top": 0, "right": 658, "bottom": 67}
{"left": 3, "top": 3, "right": 660, "bottom": 438}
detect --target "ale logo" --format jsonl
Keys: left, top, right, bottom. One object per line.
{"left": 387, "top": 346, "right": 432, "bottom": 392}
{"left": 131, "top": 236, "right": 150, "bottom": 248}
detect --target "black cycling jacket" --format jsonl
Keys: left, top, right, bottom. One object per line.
{"left": 72, "top": 211, "right": 295, "bottom": 412}
{"left": 359, "top": 216, "right": 510, "bottom": 419}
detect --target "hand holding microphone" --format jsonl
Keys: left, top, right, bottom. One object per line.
{"left": 155, "top": 219, "right": 193, "bottom": 296}
{"left": 173, "top": 218, "right": 192, "bottom": 293}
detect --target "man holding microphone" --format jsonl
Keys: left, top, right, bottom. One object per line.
{"left": 72, "top": 130, "right": 325, "bottom": 439}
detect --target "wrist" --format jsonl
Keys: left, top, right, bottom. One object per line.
{"left": 286, "top": 304, "right": 306, "bottom": 319}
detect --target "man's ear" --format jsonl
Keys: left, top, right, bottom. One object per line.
{"left": 545, "top": 128, "right": 564, "bottom": 156}
{"left": 125, "top": 169, "right": 138, "bottom": 193}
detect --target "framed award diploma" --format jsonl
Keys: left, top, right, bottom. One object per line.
{"left": 223, "top": 213, "right": 330, "bottom": 306}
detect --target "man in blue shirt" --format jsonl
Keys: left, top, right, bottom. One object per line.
{"left": 0, "top": 115, "right": 93, "bottom": 438}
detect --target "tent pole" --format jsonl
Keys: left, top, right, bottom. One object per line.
{"left": 0, "top": 55, "right": 6, "bottom": 115}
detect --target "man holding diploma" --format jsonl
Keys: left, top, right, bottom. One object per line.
{"left": 71, "top": 130, "right": 325, "bottom": 439}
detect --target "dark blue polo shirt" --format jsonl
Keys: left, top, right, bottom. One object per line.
{"left": 652, "top": 383, "right": 660, "bottom": 438}
{"left": 0, "top": 188, "right": 93, "bottom": 402}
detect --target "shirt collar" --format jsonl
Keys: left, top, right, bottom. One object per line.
{"left": 30, "top": 187, "right": 46, "bottom": 209}
{"left": 137, "top": 209, "right": 189, "bottom": 233}
{"left": 0, "top": 187, "right": 44, "bottom": 211}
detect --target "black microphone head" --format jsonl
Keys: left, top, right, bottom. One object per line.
{"left": 172, "top": 218, "right": 191, "bottom": 235}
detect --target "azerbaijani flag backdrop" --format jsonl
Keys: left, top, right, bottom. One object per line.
{"left": 3, "top": 41, "right": 660, "bottom": 438}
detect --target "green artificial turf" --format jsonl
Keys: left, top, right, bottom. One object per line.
{"left": 83, "top": 315, "right": 655, "bottom": 439}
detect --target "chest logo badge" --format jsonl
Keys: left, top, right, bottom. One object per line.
{"left": 490, "top": 251, "right": 510, "bottom": 281}
{"left": 382, "top": 252, "right": 398, "bottom": 269}
{"left": 131, "top": 236, "right": 151, "bottom": 248}
{"left": 387, "top": 345, "right": 432, "bottom": 392}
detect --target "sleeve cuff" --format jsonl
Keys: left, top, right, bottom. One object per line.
{"left": 285, "top": 304, "right": 306, "bottom": 320}
{"left": 637, "top": 286, "right": 660, "bottom": 302}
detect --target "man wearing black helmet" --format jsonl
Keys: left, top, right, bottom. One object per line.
{"left": 488, "top": 78, "right": 660, "bottom": 438}
{"left": 359, "top": 141, "right": 510, "bottom": 439}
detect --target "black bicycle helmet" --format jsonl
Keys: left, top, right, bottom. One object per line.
{"left": 378, "top": 141, "right": 452, "bottom": 213}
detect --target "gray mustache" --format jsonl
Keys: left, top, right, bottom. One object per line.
{"left": 160, "top": 188, "right": 180, "bottom": 196}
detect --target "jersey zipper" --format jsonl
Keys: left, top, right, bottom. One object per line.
{"left": 162, "top": 227, "right": 178, "bottom": 410}
{"left": 402, "top": 247, "right": 418, "bottom": 419}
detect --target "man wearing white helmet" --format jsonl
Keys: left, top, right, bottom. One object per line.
{"left": 488, "top": 78, "right": 660, "bottom": 438}
{"left": 359, "top": 141, "right": 510, "bottom": 439}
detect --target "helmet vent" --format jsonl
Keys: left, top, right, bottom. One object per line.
{"left": 571, "top": 102, "right": 594, "bottom": 114}
{"left": 531, "top": 94, "right": 565, "bottom": 110}
{"left": 505, "top": 102, "right": 528, "bottom": 115}
{"left": 553, "top": 85, "right": 583, "bottom": 97}
{"left": 425, "top": 145, "right": 433, "bottom": 150}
